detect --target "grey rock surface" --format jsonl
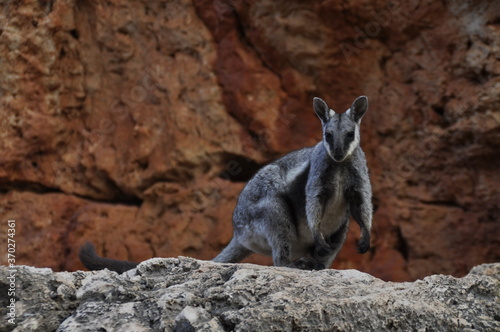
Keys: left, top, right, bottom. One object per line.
{"left": 0, "top": 258, "right": 498, "bottom": 331}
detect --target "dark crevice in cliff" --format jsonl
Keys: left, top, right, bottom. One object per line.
{"left": 372, "top": 196, "right": 380, "bottom": 214}
{"left": 431, "top": 104, "right": 445, "bottom": 117}
{"left": 69, "top": 29, "right": 80, "bottom": 40}
{"left": 217, "top": 153, "right": 262, "bottom": 182}
{"left": 0, "top": 180, "right": 60, "bottom": 195}
{"left": 379, "top": 55, "right": 391, "bottom": 72}
{"left": 222, "top": 3, "right": 282, "bottom": 79}
{"left": 396, "top": 228, "right": 409, "bottom": 261}
{"left": 0, "top": 180, "right": 142, "bottom": 207}
{"left": 90, "top": 171, "right": 144, "bottom": 206}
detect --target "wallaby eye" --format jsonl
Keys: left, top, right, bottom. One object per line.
{"left": 325, "top": 132, "right": 333, "bottom": 140}
{"left": 347, "top": 131, "right": 355, "bottom": 139}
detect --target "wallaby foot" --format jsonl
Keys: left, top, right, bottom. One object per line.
{"left": 357, "top": 234, "right": 370, "bottom": 254}
{"left": 289, "top": 257, "right": 325, "bottom": 270}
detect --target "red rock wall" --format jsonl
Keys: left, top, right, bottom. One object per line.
{"left": 0, "top": 0, "right": 498, "bottom": 281}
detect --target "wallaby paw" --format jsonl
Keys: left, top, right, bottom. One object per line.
{"left": 314, "top": 246, "right": 333, "bottom": 259}
{"left": 357, "top": 238, "right": 370, "bottom": 254}
{"left": 290, "top": 257, "right": 325, "bottom": 271}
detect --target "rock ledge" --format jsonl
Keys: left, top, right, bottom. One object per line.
{"left": 1, "top": 259, "right": 498, "bottom": 331}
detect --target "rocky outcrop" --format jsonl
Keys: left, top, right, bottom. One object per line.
{"left": 0, "top": 0, "right": 499, "bottom": 281}
{"left": 0, "top": 260, "right": 499, "bottom": 331}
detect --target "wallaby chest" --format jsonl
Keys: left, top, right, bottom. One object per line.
{"left": 319, "top": 165, "right": 350, "bottom": 234}
{"left": 293, "top": 163, "right": 350, "bottom": 252}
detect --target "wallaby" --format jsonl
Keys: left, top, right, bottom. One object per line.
{"left": 80, "top": 96, "right": 373, "bottom": 272}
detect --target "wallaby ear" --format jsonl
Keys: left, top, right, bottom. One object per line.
{"left": 350, "top": 96, "right": 368, "bottom": 122}
{"left": 313, "top": 97, "right": 333, "bottom": 123}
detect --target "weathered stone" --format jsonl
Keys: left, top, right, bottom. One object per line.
{"left": 0, "top": 0, "right": 499, "bottom": 282}
{"left": 0, "top": 260, "right": 498, "bottom": 331}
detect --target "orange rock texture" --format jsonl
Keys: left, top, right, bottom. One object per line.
{"left": 0, "top": 0, "right": 498, "bottom": 281}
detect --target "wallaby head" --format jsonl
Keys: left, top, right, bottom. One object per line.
{"left": 313, "top": 96, "right": 368, "bottom": 162}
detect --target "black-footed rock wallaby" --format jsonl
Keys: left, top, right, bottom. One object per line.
{"left": 80, "top": 96, "right": 373, "bottom": 272}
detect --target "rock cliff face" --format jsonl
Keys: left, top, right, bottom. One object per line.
{"left": 0, "top": 0, "right": 499, "bottom": 281}
{"left": 0, "top": 261, "right": 499, "bottom": 331}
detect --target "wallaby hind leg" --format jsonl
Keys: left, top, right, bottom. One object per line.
{"left": 290, "top": 257, "right": 325, "bottom": 270}
{"left": 263, "top": 201, "right": 298, "bottom": 268}
{"left": 313, "top": 221, "right": 349, "bottom": 268}
{"left": 212, "top": 238, "right": 251, "bottom": 263}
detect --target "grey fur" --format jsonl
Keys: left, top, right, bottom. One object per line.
{"left": 80, "top": 96, "right": 373, "bottom": 272}
{"left": 213, "top": 95, "right": 372, "bottom": 270}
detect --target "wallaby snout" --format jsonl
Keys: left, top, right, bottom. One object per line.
{"left": 333, "top": 148, "right": 345, "bottom": 162}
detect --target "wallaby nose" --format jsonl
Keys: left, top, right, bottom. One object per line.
{"left": 334, "top": 148, "right": 344, "bottom": 161}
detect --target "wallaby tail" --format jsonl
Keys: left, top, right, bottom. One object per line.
{"left": 212, "top": 238, "right": 251, "bottom": 263}
{"left": 79, "top": 242, "right": 138, "bottom": 273}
